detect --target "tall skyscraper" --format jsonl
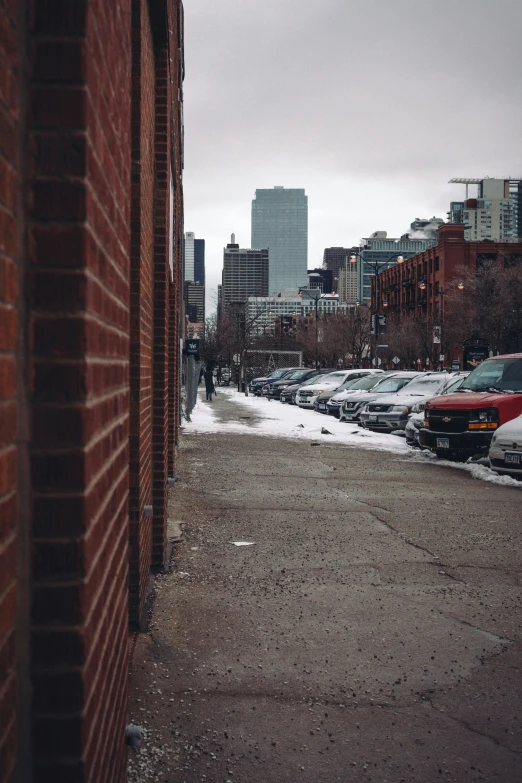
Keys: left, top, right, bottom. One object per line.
{"left": 184, "top": 233, "right": 205, "bottom": 322}
{"left": 194, "top": 238, "right": 205, "bottom": 285}
{"left": 221, "top": 236, "right": 269, "bottom": 310}
{"left": 251, "top": 187, "right": 308, "bottom": 295}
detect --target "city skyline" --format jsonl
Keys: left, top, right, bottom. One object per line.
{"left": 183, "top": 0, "right": 522, "bottom": 315}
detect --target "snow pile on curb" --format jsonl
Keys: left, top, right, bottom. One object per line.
{"left": 184, "top": 388, "right": 410, "bottom": 455}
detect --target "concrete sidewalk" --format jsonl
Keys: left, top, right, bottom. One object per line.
{"left": 128, "top": 394, "right": 522, "bottom": 783}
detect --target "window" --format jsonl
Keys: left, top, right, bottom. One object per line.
{"left": 435, "top": 256, "right": 440, "bottom": 271}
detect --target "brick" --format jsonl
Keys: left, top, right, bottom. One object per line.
{"left": 33, "top": 40, "right": 85, "bottom": 82}
{"left": 31, "top": 0, "right": 86, "bottom": 36}
{"left": 0, "top": 355, "right": 15, "bottom": 398}
{"left": 0, "top": 205, "right": 17, "bottom": 258}
{"left": 30, "top": 224, "right": 87, "bottom": 268}
{"left": 0, "top": 585, "right": 15, "bottom": 646}
{"left": 33, "top": 180, "right": 86, "bottom": 221}
{"left": 0, "top": 446, "right": 15, "bottom": 497}
{"left": 0, "top": 257, "right": 17, "bottom": 304}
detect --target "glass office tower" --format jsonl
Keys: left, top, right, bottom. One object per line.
{"left": 251, "top": 187, "right": 308, "bottom": 295}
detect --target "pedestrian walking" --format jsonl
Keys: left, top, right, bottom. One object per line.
{"left": 204, "top": 366, "right": 215, "bottom": 401}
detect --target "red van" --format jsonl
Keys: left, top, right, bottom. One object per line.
{"left": 419, "top": 353, "right": 522, "bottom": 461}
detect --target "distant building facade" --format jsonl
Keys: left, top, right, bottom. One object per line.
{"left": 308, "top": 268, "right": 334, "bottom": 293}
{"left": 338, "top": 259, "right": 358, "bottom": 305}
{"left": 448, "top": 178, "right": 522, "bottom": 242}
{"left": 184, "top": 233, "right": 205, "bottom": 322}
{"left": 184, "top": 281, "right": 205, "bottom": 323}
{"left": 251, "top": 187, "right": 308, "bottom": 295}
{"left": 247, "top": 292, "right": 349, "bottom": 336}
{"left": 373, "top": 223, "right": 522, "bottom": 321}
{"left": 184, "top": 231, "right": 195, "bottom": 281}
{"left": 323, "top": 247, "right": 357, "bottom": 291}
{"left": 357, "top": 231, "right": 436, "bottom": 304}
{"left": 221, "top": 237, "right": 269, "bottom": 310}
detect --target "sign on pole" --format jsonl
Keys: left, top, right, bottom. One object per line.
{"left": 433, "top": 326, "right": 441, "bottom": 344}
{"left": 439, "top": 353, "right": 445, "bottom": 362}
{"left": 392, "top": 356, "right": 400, "bottom": 365}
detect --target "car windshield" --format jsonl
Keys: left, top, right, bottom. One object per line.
{"left": 349, "top": 375, "right": 383, "bottom": 391}
{"left": 400, "top": 377, "right": 447, "bottom": 395}
{"left": 338, "top": 378, "right": 361, "bottom": 391}
{"left": 444, "top": 375, "right": 467, "bottom": 393}
{"left": 300, "top": 374, "right": 322, "bottom": 386}
{"left": 268, "top": 369, "right": 289, "bottom": 379}
{"left": 285, "top": 370, "right": 310, "bottom": 381}
{"left": 457, "top": 358, "right": 522, "bottom": 393}
{"left": 320, "top": 371, "right": 350, "bottom": 383}
{"left": 373, "top": 376, "right": 416, "bottom": 393}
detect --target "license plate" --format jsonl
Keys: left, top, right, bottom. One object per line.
{"left": 414, "top": 431, "right": 420, "bottom": 442}
{"left": 437, "top": 438, "right": 450, "bottom": 448}
{"left": 504, "top": 451, "right": 521, "bottom": 465}
{"left": 319, "top": 403, "right": 326, "bottom": 409}
{"left": 369, "top": 414, "right": 378, "bottom": 423}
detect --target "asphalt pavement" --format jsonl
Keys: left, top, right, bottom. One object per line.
{"left": 128, "top": 391, "right": 522, "bottom": 783}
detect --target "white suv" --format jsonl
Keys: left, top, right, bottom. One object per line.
{"left": 296, "top": 370, "right": 378, "bottom": 409}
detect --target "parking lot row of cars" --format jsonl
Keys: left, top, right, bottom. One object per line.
{"left": 248, "top": 355, "right": 522, "bottom": 477}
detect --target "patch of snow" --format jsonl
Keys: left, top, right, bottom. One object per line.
{"left": 184, "top": 388, "right": 409, "bottom": 455}
{"left": 411, "top": 450, "right": 522, "bottom": 489}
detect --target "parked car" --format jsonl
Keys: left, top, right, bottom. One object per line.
{"left": 339, "top": 372, "right": 423, "bottom": 423}
{"left": 249, "top": 367, "right": 302, "bottom": 396}
{"left": 279, "top": 369, "right": 336, "bottom": 404}
{"left": 266, "top": 368, "right": 325, "bottom": 399}
{"left": 314, "top": 370, "right": 384, "bottom": 414}
{"left": 326, "top": 372, "right": 394, "bottom": 417}
{"left": 405, "top": 373, "right": 469, "bottom": 446}
{"left": 419, "top": 353, "right": 522, "bottom": 461}
{"left": 296, "top": 369, "right": 379, "bottom": 410}
{"left": 489, "top": 414, "right": 522, "bottom": 477}
{"left": 360, "top": 373, "right": 456, "bottom": 432}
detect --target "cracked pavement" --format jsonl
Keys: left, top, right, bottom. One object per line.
{"left": 128, "top": 394, "right": 522, "bottom": 783}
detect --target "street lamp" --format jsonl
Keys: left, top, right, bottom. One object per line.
{"left": 298, "top": 288, "right": 320, "bottom": 370}
{"left": 419, "top": 280, "right": 427, "bottom": 291}
{"left": 457, "top": 281, "right": 464, "bottom": 290}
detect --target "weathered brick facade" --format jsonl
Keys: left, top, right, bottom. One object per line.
{"left": 0, "top": 1, "right": 19, "bottom": 780}
{"left": 0, "top": 1, "right": 184, "bottom": 780}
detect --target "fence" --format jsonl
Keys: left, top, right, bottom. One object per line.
{"left": 243, "top": 350, "right": 303, "bottom": 385}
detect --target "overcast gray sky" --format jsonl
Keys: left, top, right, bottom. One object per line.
{"left": 183, "top": 0, "right": 522, "bottom": 313}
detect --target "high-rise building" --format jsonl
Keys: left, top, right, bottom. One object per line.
{"left": 184, "top": 231, "right": 195, "bottom": 281}
{"left": 449, "top": 178, "right": 522, "bottom": 242}
{"left": 323, "top": 247, "right": 357, "bottom": 291}
{"left": 184, "top": 281, "right": 205, "bottom": 323}
{"left": 251, "top": 187, "right": 308, "bottom": 295}
{"left": 194, "top": 238, "right": 205, "bottom": 285}
{"left": 184, "top": 234, "right": 205, "bottom": 322}
{"left": 221, "top": 236, "right": 269, "bottom": 310}
{"left": 338, "top": 259, "right": 358, "bottom": 305}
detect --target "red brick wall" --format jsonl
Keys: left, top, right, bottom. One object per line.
{"left": 0, "top": 0, "right": 19, "bottom": 779}
{"left": 151, "top": 35, "right": 171, "bottom": 569}
{"left": 28, "top": 1, "right": 131, "bottom": 780}
{"left": 129, "top": 0, "right": 155, "bottom": 630}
